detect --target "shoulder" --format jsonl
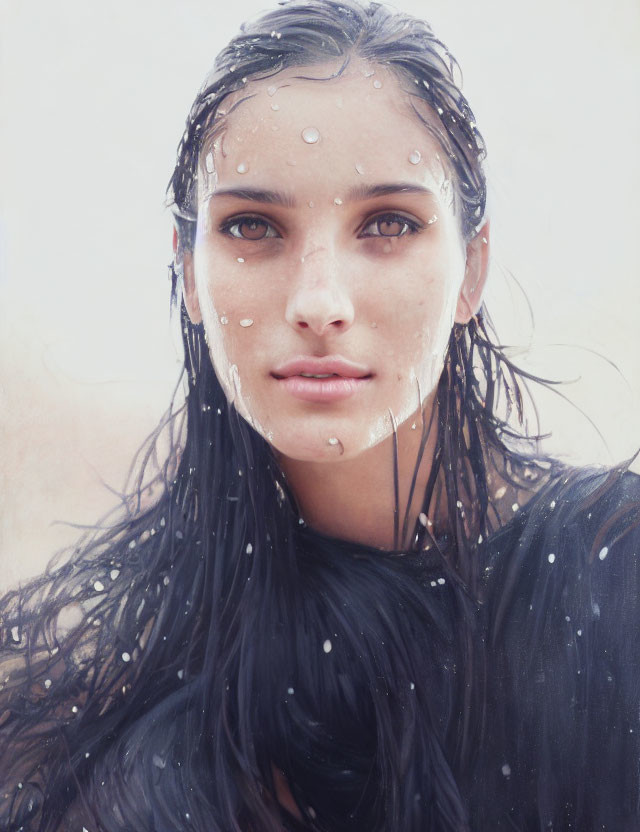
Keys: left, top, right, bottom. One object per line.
{"left": 480, "top": 465, "right": 640, "bottom": 827}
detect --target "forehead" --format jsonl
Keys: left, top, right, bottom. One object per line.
{"left": 200, "top": 60, "right": 450, "bottom": 199}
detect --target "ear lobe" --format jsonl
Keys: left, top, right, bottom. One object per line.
{"left": 454, "top": 222, "right": 490, "bottom": 325}
{"left": 182, "top": 250, "right": 203, "bottom": 325}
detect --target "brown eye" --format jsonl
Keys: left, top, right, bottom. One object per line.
{"left": 360, "top": 213, "right": 421, "bottom": 238}
{"left": 220, "top": 216, "right": 279, "bottom": 240}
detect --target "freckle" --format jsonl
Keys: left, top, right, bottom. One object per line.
{"left": 334, "top": 197, "right": 343, "bottom": 205}
{"left": 373, "top": 79, "right": 382, "bottom": 89}
{"left": 236, "top": 162, "right": 248, "bottom": 174}
{"left": 408, "top": 149, "right": 421, "bottom": 165}
{"left": 205, "top": 152, "right": 214, "bottom": 173}
{"left": 239, "top": 319, "right": 254, "bottom": 327}
{"left": 355, "top": 162, "right": 365, "bottom": 175}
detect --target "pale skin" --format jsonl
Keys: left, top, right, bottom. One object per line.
{"left": 182, "top": 59, "right": 488, "bottom": 555}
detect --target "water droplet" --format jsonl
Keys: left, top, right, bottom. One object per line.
{"left": 308, "top": 200, "right": 314, "bottom": 208}
{"left": 373, "top": 79, "right": 382, "bottom": 89}
{"left": 430, "top": 580, "right": 437, "bottom": 587}
{"left": 323, "top": 639, "right": 332, "bottom": 653}
{"left": 495, "top": 486, "right": 506, "bottom": 499}
{"left": 598, "top": 546, "right": 609, "bottom": 561}
{"left": 408, "top": 150, "right": 421, "bottom": 165}
{"left": 363, "top": 69, "right": 375, "bottom": 77}
{"left": 239, "top": 318, "right": 254, "bottom": 327}
{"left": 72, "top": 705, "right": 78, "bottom": 714}
{"left": 246, "top": 543, "right": 253, "bottom": 554}
{"left": 177, "top": 669, "right": 184, "bottom": 679}
{"left": 512, "top": 502, "right": 519, "bottom": 512}
{"left": 410, "top": 681, "right": 415, "bottom": 690}
{"left": 267, "top": 85, "right": 277, "bottom": 96}
{"left": 436, "top": 106, "right": 444, "bottom": 115}
{"left": 482, "top": 236, "right": 488, "bottom": 245}
{"left": 110, "top": 569, "right": 120, "bottom": 581}
{"left": 271, "top": 103, "right": 280, "bottom": 111}
{"left": 355, "top": 162, "right": 365, "bottom": 175}
{"left": 501, "top": 763, "right": 511, "bottom": 777}
{"left": 577, "top": 629, "right": 582, "bottom": 637}
{"left": 237, "top": 257, "right": 245, "bottom": 263}
{"left": 301, "top": 126, "right": 320, "bottom": 144}
{"left": 478, "top": 534, "right": 483, "bottom": 544}
{"left": 418, "top": 512, "right": 428, "bottom": 526}
{"left": 548, "top": 553, "right": 556, "bottom": 564}
{"left": 411, "top": 422, "right": 416, "bottom": 430}
{"left": 153, "top": 754, "right": 166, "bottom": 769}
{"left": 163, "top": 575, "right": 170, "bottom": 586}
{"left": 437, "top": 577, "right": 445, "bottom": 585}
{"left": 236, "top": 162, "right": 248, "bottom": 174}
{"left": 328, "top": 437, "right": 339, "bottom": 445}
{"left": 456, "top": 500, "right": 463, "bottom": 509}
{"left": 93, "top": 580, "right": 105, "bottom": 592}
{"left": 427, "top": 214, "right": 438, "bottom": 225}
{"left": 287, "top": 686, "right": 295, "bottom": 694}
{"left": 334, "top": 197, "right": 343, "bottom": 205}
{"left": 220, "top": 315, "right": 229, "bottom": 325}
{"left": 205, "top": 152, "right": 214, "bottom": 173}
{"left": 122, "top": 652, "right": 131, "bottom": 662}
{"left": 44, "top": 679, "right": 52, "bottom": 689}
{"left": 549, "top": 500, "right": 556, "bottom": 510}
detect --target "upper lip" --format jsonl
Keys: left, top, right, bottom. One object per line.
{"left": 272, "top": 355, "right": 373, "bottom": 379}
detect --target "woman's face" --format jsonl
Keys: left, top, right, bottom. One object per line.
{"left": 183, "top": 60, "right": 487, "bottom": 462}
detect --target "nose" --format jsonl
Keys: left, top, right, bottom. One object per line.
{"left": 284, "top": 245, "right": 355, "bottom": 336}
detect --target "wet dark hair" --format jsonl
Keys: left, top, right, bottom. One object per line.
{"left": 1, "top": 1, "right": 626, "bottom": 830}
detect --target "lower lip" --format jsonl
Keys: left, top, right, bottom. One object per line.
{"left": 276, "top": 375, "right": 371, "bottom": 402}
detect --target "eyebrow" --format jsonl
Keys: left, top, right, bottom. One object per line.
{"left": 210, "top": 182, "right": 436, "bottom": 207}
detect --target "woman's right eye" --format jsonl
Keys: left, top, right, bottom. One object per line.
{"left": 219, "top": 216, "right": 279, "bottom": 241}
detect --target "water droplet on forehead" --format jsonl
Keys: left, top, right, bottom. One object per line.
{"left": 301, "top": 126, "right": 320, "bottom": 144}
{"left": 271, "top": 103, "right": 280, "bottom": 111}
{"left": 408, "top": 150, "right": 421, "bottom": 165}
{"left": 236, "top": 162, "right": 248, "bottom": 174}
{"left": 239, "top": 318, "right": 254, "bottom": 327}
{"left": 205, "top": 152, "right": 214, "bottom": 174}
{"left": 355, "top": 162, "right": 365, "bottom": 175}
{"left": 372, "top": 79, "right": 383, "bottom": 89}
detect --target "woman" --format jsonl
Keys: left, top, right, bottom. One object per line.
{"left": 1, "top": 0, "right": 639, "bottom": 829}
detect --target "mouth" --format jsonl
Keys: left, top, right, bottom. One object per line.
{"left": 272, "top": 373, "right": 373, "bottom": 403}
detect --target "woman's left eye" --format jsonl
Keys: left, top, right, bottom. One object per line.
{"left": 359, "top": 213, "right": 422, "bottom": 238}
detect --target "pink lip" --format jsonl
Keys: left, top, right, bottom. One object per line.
{"left": 271, "top": 355, "right": 373, "bottom": 404}
{"left": 278, "top": 375, "right": 371, "bottom": 403}
{"left": 272, "top": 355, "right": 372, "bottom": 379}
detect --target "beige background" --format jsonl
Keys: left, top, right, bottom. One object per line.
{"left": 1, "top": 0, "right": 639, "bottom": 591}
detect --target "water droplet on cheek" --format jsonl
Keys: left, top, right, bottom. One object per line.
{"left": 301, "top": 126, "right": 320, "bottom": 144}
{"left": 408, "top": 150, "right": 421, "bottom": 165}
{"left": 220, "top": 315, "right": 229, "bottom": 325}
{"left": 205, "top": 152, "right": 214, "bottom": 173}
{"left": 236, "top": 162, "right": 249, "bottom": 174}
{"left": 237, "top": 257, "right": 245, "bottom": 263}
{"left": 239, "top": 318, "right": 254, "bottom": 327}
{"left": 334, "top": 197, "right": 343, "bottom": 206}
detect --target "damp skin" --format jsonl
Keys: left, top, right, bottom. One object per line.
{"left": 184, "top": 59, "right": 488, "bottom": 544}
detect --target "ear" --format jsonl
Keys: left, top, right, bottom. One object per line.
{"left": 454, "top": 221, "right": 490, "bottom": 325}
{"left": 174, "top": 228, "right": 202, "bottom": 325}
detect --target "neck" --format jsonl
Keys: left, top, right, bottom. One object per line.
{"left": 277, "top": 395, "right": 444, "bottom": 551}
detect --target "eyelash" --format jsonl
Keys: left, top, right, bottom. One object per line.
{"left": 218, "top": 212, "right": 423, "bottom": 241}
